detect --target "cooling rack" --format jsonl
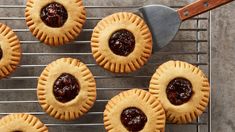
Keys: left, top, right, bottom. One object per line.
{"left": 0, "top": 0, "right": 211, "bottom": 132}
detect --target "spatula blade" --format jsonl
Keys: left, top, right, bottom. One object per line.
{"left": 139, "top": 5, "right": 181, "bottom": 52}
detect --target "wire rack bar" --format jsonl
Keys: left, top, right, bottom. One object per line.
{"left": 18, "top": 62, "right": 208, "bottom": 68}
{"left": 0, "top": 17, "right": 208, "bottom": 20}
{"left": 19, "top": 40, "right": 208, "bottom": 44}
{"left": 0, "top": 88, "right": 148, "bottom": 91}
{"left": 11, "top": 28, "right": 208, "bottom": 32}
{"left": 20, "top": 52, "right": 207, "bottom": 56}
{"left": 0, "top": 112, "right": 208, "bottom": 115}
{"left": 0, "top": 5, "right": 197, "bottom": 9}
{"left": 6, "top": 76, "right": 152, "bottom": 80}
{"left": 0, "top": 5, "right": 142, "bottom": 8}
{"left": 0, "top": 100, "right": 108, "bottom": 103}
{"left": 43, "top": 122, "right": 207, "bottom": 126}
{"left": 208, "top": 11, "right": 212, "bottom": 132}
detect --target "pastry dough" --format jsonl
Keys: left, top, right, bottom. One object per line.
{"left": 0, "top": 23, "right": 21, "bottom": 79}
{"left": 104, "top": 89, "right": 165, "bottom": 132}
{"left": 25, "top": 0, "right": 86, "bottom": 46}
{"left": 149, "top": 61, "right": 210, "bottom": 123}
{"left": 0, "top": 113, "right": 48, "bottom": 132}
{"left": 91, "top": 12, "right": 152, "bottom": 73}
{"left": 37, "top": 58, "right": 96, "bottom": 120}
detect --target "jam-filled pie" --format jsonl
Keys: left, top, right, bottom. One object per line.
{"left": 91, "top": 12, "right": 152, "bottom": 73}
{"left": 0, "top": 113, "right": 48, "bottom": 132}
{"left": 25, "top": 0, "right": 86, "bottom": 46}
{"left": 104, "top": 89, "right": 165, "bottom": 132}
{"left": 0, "top": 23, "right": 21, "bottom": 79}
{"left": 37, "top": 58, "right": 96, "bottom": 120}
{"left": 149, "top": 61, "right": 210, "bottom": 123}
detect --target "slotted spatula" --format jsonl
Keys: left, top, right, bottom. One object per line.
{"left": 139, "top": 0, "right": 234, "bottom": 51}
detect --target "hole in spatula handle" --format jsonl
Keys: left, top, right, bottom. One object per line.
{"left": 183, "top": 10, "right": 189, "bottom": 16}
{"left": 204, "top": 1, "right": 209, "bottom": 7}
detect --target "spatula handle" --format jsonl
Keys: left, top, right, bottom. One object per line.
{"left": 178, "top": 0, "right": 234, "bottom": 21}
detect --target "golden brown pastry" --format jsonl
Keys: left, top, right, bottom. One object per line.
{"left": 149, "top": 60, "right": 210, "bottom": 123}
{"left": 25, "top": 0, "right": 86, "bottom": 46}
{"left": 0, "top": 113, "right": 48, "bottom": 132}
{"left": 0, "top": 23, "right": 21, "bottom": 79}
{"left": 104, "top": 89, "right": 165, "bottom": 132}
{"left": 37, "top": 58, "right": 96, "bottom": 120}
{"left": 91, "top": 12, "right": 152, "bottom": 73}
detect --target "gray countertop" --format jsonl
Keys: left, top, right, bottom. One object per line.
{"left": 0, "top": 0, "right": 234, "bottom": 132}
{"left": 211, "top": 2, "right": 235, "bottom": 132}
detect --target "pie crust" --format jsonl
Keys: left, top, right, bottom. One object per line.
{"left": 0, "top": 113, "right": 48, "bottom": 132}
{"left": 104, "top": 89, "right": 165, "bottom": 132}
{"left": 25, "top": 0, "right": 86, "bottom": 46}
{"left": 149, "top": 61, "right": 210, "bottom": 123}
{"left": 37, "top": 58, "right": 96, "bottom": 120}
{"left": 91, "top": 12, "right": 152, "bottom": 73}
{"left": 0, "top": 23, "right": 21, "bottom": 79}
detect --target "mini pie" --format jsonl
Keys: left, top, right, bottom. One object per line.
{"left": 37, "top": 58, "right": 96, "bottom": 120}
{"left": 91, "top": 12, "right": 152, "bottom": 73}
{"left": 0, "top": 113, "right": 48, "bottom": 132}
{"left": 25, "top": 0, "right": 86, "bottom": 46}
{"left": 0, "top": 23, "right": 21, "bottom": 79}
{"left": 104, "top": 89, "right": 165, "bottom": 132}
{"left": 149, "top": 60, "right": 210, "bottom": 124}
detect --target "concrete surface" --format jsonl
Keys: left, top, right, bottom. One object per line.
{"left": 211, "top": 2, "right": 235, "bottom": 132}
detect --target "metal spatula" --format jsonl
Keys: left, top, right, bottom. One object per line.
{"left": 139, "top": 0, "right": 234, "bottom": 52}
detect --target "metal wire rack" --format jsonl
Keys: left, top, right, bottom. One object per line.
{"left": 0, "top": 0, "right": 211, "bottom": 132}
